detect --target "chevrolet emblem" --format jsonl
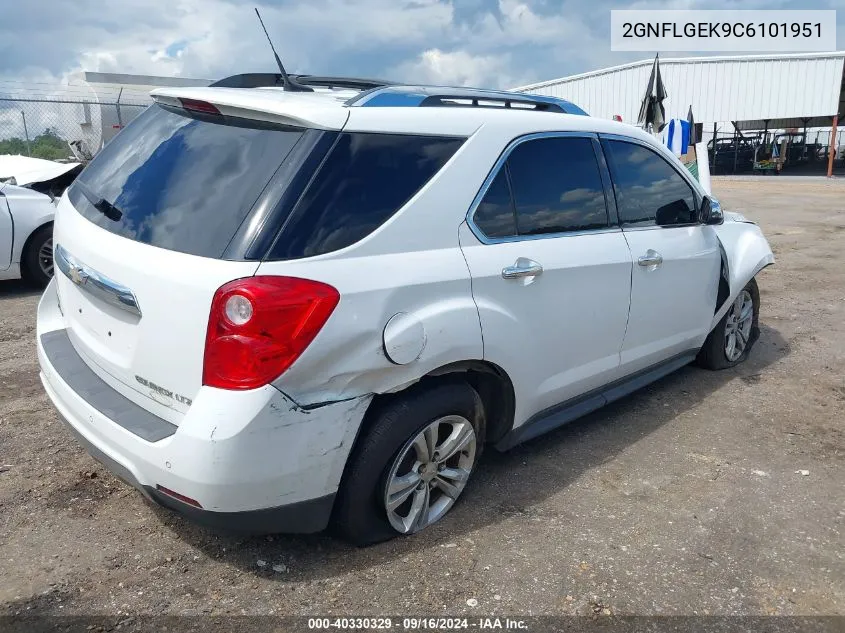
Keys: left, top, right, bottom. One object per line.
{"left": 69, "top": 265, "right": 87, "bottom": 286}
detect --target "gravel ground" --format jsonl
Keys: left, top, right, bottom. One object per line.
{"left": 0, "top": 178, "right": 843, "bottom": 618}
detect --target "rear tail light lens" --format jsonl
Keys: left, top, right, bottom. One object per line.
{"left": 203, "top": 276, "right": 340, "bottom": 390}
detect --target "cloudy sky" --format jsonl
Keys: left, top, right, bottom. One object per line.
{"left": 1, "top": 0, "right": 843, "bottom": 94}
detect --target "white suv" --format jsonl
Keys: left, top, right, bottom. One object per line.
{"left": 37, "top": 75, "right": 774, "bottom": 545}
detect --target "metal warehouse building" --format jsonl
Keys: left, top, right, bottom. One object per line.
{"left": 514, "top": 52, "right": 845, "bottom": 174}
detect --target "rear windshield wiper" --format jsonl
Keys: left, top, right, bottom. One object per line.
{"left": 74, "top": 180, "right": 123, "bottom": 222}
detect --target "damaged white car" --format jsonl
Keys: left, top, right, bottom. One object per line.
{"left": 36, "top": 75, "right": 774, "bottom": 545}
{"left": 1, "top": 155, "right": 83, "bottom": 286}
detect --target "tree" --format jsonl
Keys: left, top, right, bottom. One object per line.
{"left": 0, "top": 137, "right": 29, "bottom": 155}
{"left": 0, "top": 127, "right": 70, "bottom": 161}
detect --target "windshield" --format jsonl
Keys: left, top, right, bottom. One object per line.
{"left": 68, "top": 104, "right": 305, "bottom": 258}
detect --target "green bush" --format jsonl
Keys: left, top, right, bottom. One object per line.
{"left": 0, "top": 127, "right": 70, "bottom": 161}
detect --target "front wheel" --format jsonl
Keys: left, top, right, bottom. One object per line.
{"left": 333, "top": 381, "right": 485, "bottom": 546}
{"left": 22, "top": 225, "right": 54, "bottom": 288}
{"left": 697, "top": 278, "right": 760, "bottom": 370}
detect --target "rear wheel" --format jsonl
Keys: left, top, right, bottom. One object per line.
{"left": 333, "top": 381, "right": 485, "bottom": 546}
{"left": 22, "top": 225, "right": 54, "bottom": 288}
{"left": 697, "top": 278, "right": 760, "bottom": 370}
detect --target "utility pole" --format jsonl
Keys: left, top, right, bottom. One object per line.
{"left": 21, "top": 110, "right": 31, "bottom": 156}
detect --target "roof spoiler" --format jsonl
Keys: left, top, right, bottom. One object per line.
{"left": 210, "top": 73, "right": 395, "bottom": 91}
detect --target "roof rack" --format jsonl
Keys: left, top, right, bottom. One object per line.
{"left": 419, "top": 94, "right": 563, "bottom": 112}
{"left": 347, "top": 86, "right": 588, "bottom": 116}
{"left": 203, "top": 75, "right": 589, "bottom": 115}
{"left": 209, "top": 73, "right": 394, "bottom": 91}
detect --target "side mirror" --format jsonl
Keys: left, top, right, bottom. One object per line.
{"left": 699, "top": 196, "right": 724, "bottom": 225}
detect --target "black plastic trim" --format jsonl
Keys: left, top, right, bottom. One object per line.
{"left": 41, "top": 329, "right": 177, "bottom": 442}
{"left": 294, "top": 75, "right": 396, "bottom": 90}
{"left": 496, "top": 351, "right": 698, "bottom": 450}
{"left": 210, "top": 73, "right": 393, "bottom": 91}
{"left": 592, "top": 137, "right": 619, "bottom": 226}
{"left": 147, "top": 487, "right": 336, "bottom": 535}
{"left": 225, "top": 128, "right": 339, "bottom": 261}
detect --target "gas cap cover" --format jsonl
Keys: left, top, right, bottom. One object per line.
{"left": 383, "top": 312, "right": 426, "bottom": 365}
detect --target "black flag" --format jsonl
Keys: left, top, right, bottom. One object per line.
{"left": 637, "top": 53, "right": 667, "bottom": 132}
{"left": 687, "top": 105, "right": 697, "bottom": 146}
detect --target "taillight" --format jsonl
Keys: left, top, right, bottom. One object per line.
{"left": 203, "top": 276, "right": 340, "bottom": 390}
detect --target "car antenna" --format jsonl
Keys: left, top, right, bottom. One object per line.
{"left": 254, "top": 7, "right": 312, "bottom": 92}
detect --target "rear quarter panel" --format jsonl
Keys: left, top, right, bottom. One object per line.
{"left": 259, "top": 248, "right": 483, "bottom": 406}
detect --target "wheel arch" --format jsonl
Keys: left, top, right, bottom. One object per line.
{"left": 19, "top": 220, "right": 53, "bottom": 266}
{"left": 710, "top": 221, "right": 774, "bottom": 332}
{"left": 425, "top": 360, "right": 516, "bottom": 445}
{"left": 359, "top": 359, "right": 516, "bottom": 450}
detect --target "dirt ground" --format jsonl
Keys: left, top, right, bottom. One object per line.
{"left": 0, "top": 178, "right": 843, "bottom": 619}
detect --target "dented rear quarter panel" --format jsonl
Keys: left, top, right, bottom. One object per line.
{"left": 259, "top": 247, "right": 483, "bottom": 407}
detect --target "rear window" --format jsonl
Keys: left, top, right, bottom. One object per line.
{"left": 268, "top": 132, "right": 464, "bottom": 260}
{"left": 68, "top": 104, "right": 304, "bottom": 258}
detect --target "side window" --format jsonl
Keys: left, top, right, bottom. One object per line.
{"left": 604, "top": 140, "right": 697, "bottom": 227}
{"left": 473, "top": 169, "right": 517, "bottom": 238}
{"left": 506, "top": 137, "right": 609, "bottom": 235}
{"left": 269, "top": 132, "right": 464, "bottom": 259}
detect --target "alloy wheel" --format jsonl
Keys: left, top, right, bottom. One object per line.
{"left": 724, "top": 289, "right": 753, "bottom": 362}
{"left": 383, "top": 415, "right": 477, "bottom": 534}
{"left": 38, "top": 237, "right": 54, "bottom": 279}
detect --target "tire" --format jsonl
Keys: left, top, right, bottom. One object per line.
{"left": 333, "top": 380, "right": 486, "bottom": 546}
{"left": 697, "top": 278, "right": 760, "bottom": 370}
{"left": 21, "top": 224, "right": 54, "bottom": 288}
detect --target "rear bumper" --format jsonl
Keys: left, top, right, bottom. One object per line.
{"left": 55, "top": 411, "right": 334, "bottom": 534}
{"left": 36, "top": 279, "right": 371, "bottom": 534}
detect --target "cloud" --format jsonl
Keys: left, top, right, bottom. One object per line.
{"left": 393, "top": 49, "right": 526, "bottom": 87}
{"left": 0, "top": 0, "right": 843, "bottom": 95}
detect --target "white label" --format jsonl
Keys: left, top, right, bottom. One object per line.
{"left": 611, "top": 10, "right": 836, "bottom": 52}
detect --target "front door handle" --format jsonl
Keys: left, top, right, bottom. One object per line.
{"left": 502, "top": 258, "right": 543, "bottom": 279}
{"left": 637, "top": 249, "right": 664, "bottom": 268}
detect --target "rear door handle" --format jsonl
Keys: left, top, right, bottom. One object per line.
{"left": 502, "top": 258, "right": 543, "bottom": 279}
{"left": 637, "top": 249, "right": 663, "bottom": 268}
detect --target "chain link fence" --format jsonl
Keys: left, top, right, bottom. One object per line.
{"left": 2, "top": 92, "right": 843, "bottom": 178}
{"left": 0, "top": 96, "right": 148, "bottom": 162}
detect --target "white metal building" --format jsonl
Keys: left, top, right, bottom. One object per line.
{"left": 65, "top": 72, "right": 212, "bottom": 152}
{"left": 67, "top": 71, "right": 211, "bottom": 105}
{"left": 515, "top": 52, "right": 845, "bottom": 135}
